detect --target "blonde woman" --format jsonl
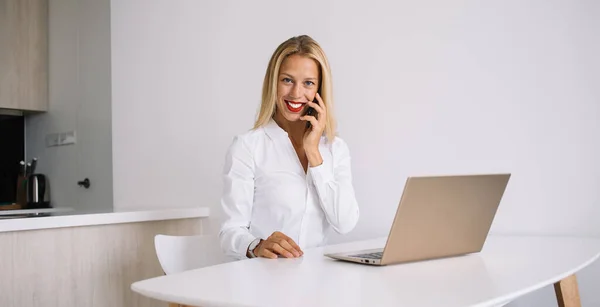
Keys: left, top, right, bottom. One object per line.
{"left": 219, "top": 35, "right": 359, "bottom": 260}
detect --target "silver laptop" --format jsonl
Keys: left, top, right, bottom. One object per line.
{"left": 325, "top": 173, "right": 511, "bottom": 266}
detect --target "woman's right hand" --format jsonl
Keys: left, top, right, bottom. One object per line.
{"left": 253, "top": 231, "right": 304, "bottom": 259}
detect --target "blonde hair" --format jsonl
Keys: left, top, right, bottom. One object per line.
{"left": 253, "top": 35, "right": 337, "bottom": 142}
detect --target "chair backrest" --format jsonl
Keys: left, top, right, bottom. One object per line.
{"left": 154, "top": 234, "right": 222, "bottom": 275}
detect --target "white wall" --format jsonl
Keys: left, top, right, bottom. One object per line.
{"left": 26, "top": 0, "right": 113, "bottom": 213}
{"left": 111, "top": 0, "right": 600, "bottom": 306}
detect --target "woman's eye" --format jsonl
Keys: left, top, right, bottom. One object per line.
{"left": 304, "top": 81, "right": 315, "bottom": 86}
{"left": 282, "top": 78, "right": 292, "bottom": 83}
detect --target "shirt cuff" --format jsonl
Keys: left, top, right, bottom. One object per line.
{"left": 238, "top": 232, "right": 258, "bottom": 259}
{"left": 309, "top": 159, "right": 334, "bottom": 185}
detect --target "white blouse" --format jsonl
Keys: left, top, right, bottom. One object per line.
{"left": 219, "top": 119, "right": 360, "bottom": 260}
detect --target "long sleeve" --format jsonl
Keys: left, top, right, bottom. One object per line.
{"left": 308, "top": 137, "right": 360, "bottom": 234}
{"left": 219, "top": 136, "right": 257, "bottom": 260}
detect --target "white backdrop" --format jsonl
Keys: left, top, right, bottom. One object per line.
{"left": 111, "top": 1, "right": 600, "bottom": 305}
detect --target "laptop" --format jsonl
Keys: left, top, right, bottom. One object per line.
{"left": 325, "top": 173, "right": 511, "bottom": 266}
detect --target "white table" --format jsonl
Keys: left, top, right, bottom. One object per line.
{"left": 131, "top": 235, "right": 600, "bottom": 307}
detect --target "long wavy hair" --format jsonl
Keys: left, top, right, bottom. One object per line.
{"left": 253, "top": 35, "right": 337, "bottom": 142}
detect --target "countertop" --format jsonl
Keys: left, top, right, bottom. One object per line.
{"left": 0, "top": 207, "right": 210, "bottom": 233}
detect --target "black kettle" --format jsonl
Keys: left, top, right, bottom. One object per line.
{"left": 26, "top": 174, "right": 51, "bottom": 209}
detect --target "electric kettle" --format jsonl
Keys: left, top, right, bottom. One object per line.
{"left": 26, "top": 174, "right": 51, "bottom": 209}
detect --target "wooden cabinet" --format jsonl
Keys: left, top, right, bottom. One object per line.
{"left": 0, "top": 0, "right": 48, "bottom": 112}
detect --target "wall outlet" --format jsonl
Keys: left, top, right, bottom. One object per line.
{"left": 46, "top": 133, "right": 59, "bottom": 147}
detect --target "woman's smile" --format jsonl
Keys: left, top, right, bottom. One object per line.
{"left": 284, "top": 100, "right": 307, "bottom": 113}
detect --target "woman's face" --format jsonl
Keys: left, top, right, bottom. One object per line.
{"left": 275, "top": 54, "right": 320, "bottom": 122}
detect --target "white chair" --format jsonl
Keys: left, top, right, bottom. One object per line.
{"left": 154, "top": 234, "right": 223, "bottom": 307}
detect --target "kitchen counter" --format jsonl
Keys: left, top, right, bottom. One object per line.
{"left": 0, "top": 207, "right": 75, "bottom": 217}
{"left": 0, "top": 207, "right": 209, "bottom": 307}
{"left": 0, "top": 207, "right": 210, "bottom": 233}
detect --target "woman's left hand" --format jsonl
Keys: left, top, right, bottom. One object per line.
{"left": 301, "top": 92, "right": 326, "bottom": 166}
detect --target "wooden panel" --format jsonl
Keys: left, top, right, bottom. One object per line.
{"left": 0, "top": 0, "right": 48, "bottom": 111}
{"left": 554, "top": 274, "right": 582, "bottom": 307}
{"left": 0, "top": 218, "right": 205, "bottom": 307}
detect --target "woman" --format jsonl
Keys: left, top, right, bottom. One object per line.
{"left": 219, "top": 35, "right": 359, "bottom": 260}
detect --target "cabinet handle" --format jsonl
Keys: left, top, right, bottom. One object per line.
{"left": 77, "top": 178, "right": 90, "bottom": 189}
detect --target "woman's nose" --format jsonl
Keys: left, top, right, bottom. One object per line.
{"left": 291, "top": 83, "right": 302, "bottom": 98}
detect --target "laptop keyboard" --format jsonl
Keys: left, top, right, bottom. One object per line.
{"left": 350, "top": 252, "right": 383, "bottom": 259}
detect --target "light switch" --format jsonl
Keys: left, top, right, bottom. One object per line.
{"left": 62, "top": 131, "right": 76, "bottom": 145}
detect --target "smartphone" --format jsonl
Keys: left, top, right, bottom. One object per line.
{"left": 305, "top": 92, "right": 320, "bottom": 130}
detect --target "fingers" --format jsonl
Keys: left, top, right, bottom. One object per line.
{"left": 307, "top": 93, "right": 326, "bottom": 117}
{"left": 282, "top": 237, "right": 303, "bottom": 256}
{"left": 270, "top": 242, "right": 295, "bottom": 258}
{"left": 314, "top": 92, "right": 325, "bottom": 109}
{"left": 257, "top": 246, "right": 278, "bottom": 259}
{"left": 278, "top": 239, "right": 301, "bottom": 257}
{"left": 272, "top": 231, "right": 303, "bottom": 255}
{"left": 306, "top": 100, "right": 325, "bottom": 115}
{"left": 258, "top": 241, "right": 294, "bottom": 258}
{"left": 288, "top": 239, "right": 303, "bottom": 256}
{"left": 255, "top": 240, "right": 278, "bottom": 259}
{"left": 300, "top": 115, "right": 319, "bottom": 128}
